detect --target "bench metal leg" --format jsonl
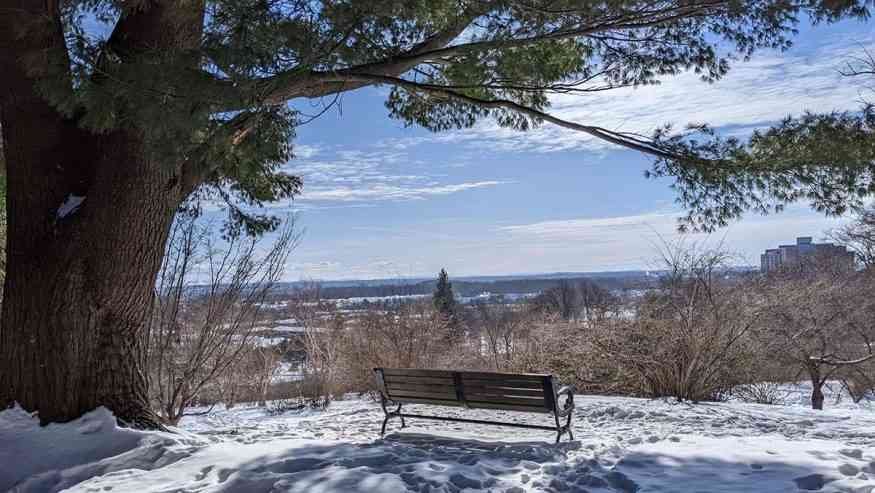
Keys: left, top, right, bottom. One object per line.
{"left": 564, "top": 410, "right": 574, "bottom": 441}
{"left": 554, "top": 407, "right": 574, "bottom": 443}
{"left": 379, "top": 396, "right": 403, "bottom": 437}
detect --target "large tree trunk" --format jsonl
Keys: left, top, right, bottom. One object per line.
{"left": 0, "top": 0, "right": 201, "bottom": 427}
{"left": 0, "top": 125, "right": 181, "bottom": 426}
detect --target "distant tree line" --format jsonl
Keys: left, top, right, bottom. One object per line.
{"left": 272, "top": 274, "right": 657, "bottom": 302}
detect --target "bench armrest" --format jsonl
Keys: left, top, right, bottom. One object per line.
{"left": 555, "top": 385, "right": 575, "bottom": 417}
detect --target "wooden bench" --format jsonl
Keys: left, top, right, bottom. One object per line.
{"left": 373, "top": 368, "right": 575, "bottom": 443}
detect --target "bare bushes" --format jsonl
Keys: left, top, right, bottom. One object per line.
{"left": 591, "top": 242, "right": 759, "bottom": 402}
{"left": 268, "top": 293, "right": 460, "bottom": 405}
{"left": 335, "top": 301, "right": 459, "bottom": 394}
{"left": 298, "top": 319, "right": 345, "bottom": 407}
{"left": 471, "top": 303, "right": 532, "bottom": 371}
{"left": 280, "top": 286, "right": 348, "bottom": 406}
{"left": 840, "top": 363, "right": 875, "bottom": 404}
{"left": 145, "top": 215, "right": 296, "bottom": 424}
{"left": 732, "top": 382, "right": 789, "bottom": 405}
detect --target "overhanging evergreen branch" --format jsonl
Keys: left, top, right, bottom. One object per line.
{"left": 338, "top": 73, "right": 695, "bottom": 161}
{"left": 209, "top": 0, "right": 729, "bottom": 110}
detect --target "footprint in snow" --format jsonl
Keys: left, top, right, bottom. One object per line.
{"left": 195, "top": 465, "right": 214, "bottom": 481}
{"left": 840, "top": 448, "right": 864, "bottom": 459}
{"left": 793, "top": 473, "right": 838, "bottom": 491}
{"left": 839, "top": 463, "right": 861, "bottom": 476}
{"left": 448, "top": 473, "right": 481, "bottom": 490}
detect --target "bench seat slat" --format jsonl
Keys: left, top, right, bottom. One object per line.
{"left": 466, "top": 401, "right": 551, "bottom": 413}
{"left": 463, "top": 386, "right": 546, "bottom": 397}
{"left": 387, "top": 389, "right": 459, "bottom": 400}
{"left": 386, "top": 382, "right": 456, "bottom": 393}
{"left": 459, "top": 371, "right": 549, "bottom": 380}
{"left": 465, "top": 394, "right": 548, "bottom": 407}
{"left": 462, "top": 378, "right": 545, "bottom": 390}
{"left": 384, "top": 376, "right": 454, "bottom": 386}
{"left": 382, "top": 369, "right": 453, "bottom": 378}
{"left": 389, "top": 396, "right": 464, "bottom": 407}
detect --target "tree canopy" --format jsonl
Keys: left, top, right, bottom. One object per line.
{"left": 650, "top": 50, "right": 875, "bottom": 231}
{"left": 31, "top": 0, "right": 872, "bottom": 233}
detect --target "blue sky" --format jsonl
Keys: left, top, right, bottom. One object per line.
{"left": 225, "top": 18, "right": 874, "bottom": 281}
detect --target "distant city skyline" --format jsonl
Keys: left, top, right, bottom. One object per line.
{"left": 202, "top": 18, "right": 870, "bottom": 282}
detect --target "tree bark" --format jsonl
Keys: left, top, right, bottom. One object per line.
{"left": 0, "top": 126, "right": 181, "bottom": 426}
{"left": 809, "top": 368, "right": 825, "bottom": 411}
{"left": 811, "top": 384, "right": 825, "bottom": 410}
{"left": 0, "top": 0, "right": 191, "bottom": 427}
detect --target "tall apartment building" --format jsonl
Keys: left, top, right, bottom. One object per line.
{"left": 760, "top": 237, "right": 855, "bottom": 273}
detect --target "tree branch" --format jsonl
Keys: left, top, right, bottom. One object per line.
{"left": 211, "top": 0, "right": 728, "bottom": 109}
{"left": 338, "top": 73, "right": 688, "bottom": 160}
{"left": 810, "top": 354, "right": 875, "bottom": 367}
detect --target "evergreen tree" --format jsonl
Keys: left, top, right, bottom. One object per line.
{"left": 433, "top": 268, "right": 460, "bottom": 340}
{"left": 433, "top": 268, "right": 456, "bottom": 320}
{"left": 0, "top": 0, "right": 868, "bottom": 427}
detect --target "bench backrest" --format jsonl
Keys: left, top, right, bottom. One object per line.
{"left": 374, "top": 368, "right": 557, "bottom": 413}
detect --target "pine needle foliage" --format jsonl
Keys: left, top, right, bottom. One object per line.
{"left": 19, "top": 0, "right": 873, "bottom": 233}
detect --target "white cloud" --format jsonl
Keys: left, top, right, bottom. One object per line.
{"left": 498, "top": 211, "right": 677, "bottom": 239}
{"left": 496, "top": 207, "right": 851, "bottom": 270}
{"left": 287, "top": 260, "right": 342, "bottom": 274}
{"left": 302, "top": 180, "right": 505, "bottom": 201}
{"left": 280, "top": 144, "right": 507, "bottom": 203}
{"left": 293, "top": 144, "right": 323, "bottom": 159}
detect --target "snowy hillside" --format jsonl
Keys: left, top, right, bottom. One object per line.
{"left": 3, "top": 391, "right": 875, "bottom": 492}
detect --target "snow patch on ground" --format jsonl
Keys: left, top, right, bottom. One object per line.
{"left": 4, "top": 393, "right": 875, "bottom": 492}
{"left": 0, "top": 404, "right": 205, "bottom": 492}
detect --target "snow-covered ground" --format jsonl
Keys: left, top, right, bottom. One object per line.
{"left": 3, "top": 390, "right": 875, "bottom": 492}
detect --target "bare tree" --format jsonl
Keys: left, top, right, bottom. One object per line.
{"left": 532, "top": 279, "right": 618, "bottom": 322}
{"left": 234, "top": 344, "right": 284, "bottom": 407}
{"left": 593, "top": 241, "right": 759, "bottom": 402}
{"left": 476, "top": 304, "right": 531, "bottom": 370}
{"left": 755, "top": 269, "right": 875, "bottom": 410}
{"left": 145, "top": 215, "right": 296, "bottom": 424}
{"left": 534, "top": 280, "right": 580, "bottom": 321}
